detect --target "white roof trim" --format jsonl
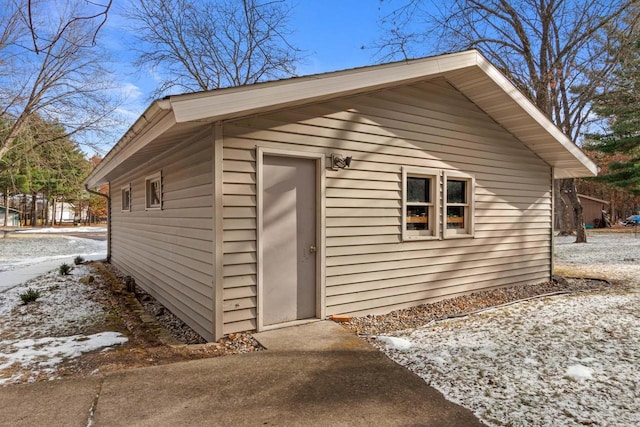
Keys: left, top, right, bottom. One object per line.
{"left": 472, "top": 56, "right": 597, "bottom": 177}
{"left": 86, "top": 101, "right": 174, "bottom": 187}
{"left": 86, "top": 50, "right": 596, "bottom": 187}
{"left": 169, "top": 51, "right": 477, "bottom": 123}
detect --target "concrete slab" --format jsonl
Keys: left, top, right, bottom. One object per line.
{"left": 93, "top": 322, "right": 483, "bottom": 426}
{"left": 0, "top": 322, "right": 484, "bottom": 426}
{"left": 94, "top": 351, "right": 482, "bottom": 426}
{"left": 0, "top": 376, "right": 100, "bottom": 427}
{"left": 253, "top": 320, "right": 371, "bottom": 352}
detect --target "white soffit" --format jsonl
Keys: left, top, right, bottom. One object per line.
{"left": 445, "top": 56, "right": 597, "bottom": 179}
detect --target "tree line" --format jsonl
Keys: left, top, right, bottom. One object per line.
{"left": 0, "top": 0, "right": 114, "bottom": 227}
{"left": 0, "top": 116, "right": 106, "bottom": 226}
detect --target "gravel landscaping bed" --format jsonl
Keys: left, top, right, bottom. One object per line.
{"left": 342, "top": 277, "right": 621, "bottom": 336}
{"left": 100, "top": 262, "right": 262, "bottom": 352}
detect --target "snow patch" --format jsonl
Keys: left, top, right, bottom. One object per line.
{"left": 375, "top": 336, "right": 412, "bottom": 351}
{"left": 0, "top": 260, "right": 126, "bottom": 385}
{"left": 565, "top": 364, "right": 593, "bottom": 381}
{"left": 0, "top": 332, "right": 127, "bottom": 385}
{"left": 0, "top": 235, "right": 106, "bottom": 292}
{"left": 555, "top": 232, "right": 640, "bottom": 285}
{"left": 15, "top": 226, "right": 107, "bottom": 234}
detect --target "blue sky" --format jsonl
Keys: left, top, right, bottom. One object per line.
{"left": 287, "top": 1, "right": 390, "bottom": 74}
{"left": 96, "top": 1, "right": 405, "bottom": 154}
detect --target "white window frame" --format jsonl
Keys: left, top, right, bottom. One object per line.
{"left": 443, "top": 171, "right": 475, "bottom": 239}
{"left": 121, "top": 184, "right": 131, "bottom": 212}
{"left": 402, "top": 166, "right": 440, "bottom": 241}
{"left": 145, "top": 171, "right": 162, "bottom": 210}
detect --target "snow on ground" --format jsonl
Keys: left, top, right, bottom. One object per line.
{"left": 555, "top": 232, "right": 640, "bottom": 285}
{"left": 376, "top": 291, "right": 640, "bottom": 426}
{"left": 0, "top": 235, "right": 107, "bottom": 273}
{"left": 0, "top": 236, "right": 127, "bottom": 385}
{"left": 0, "top": 332, "right": 127, "bottom": 384}
{"left": 373, "top": 231, "right": 640, "bottom": 427}
{"left": 0, "top": 234, "right": 107, "bottom": 292}
{"left": 14, "top": 226, "right": 107, "bottom": 234}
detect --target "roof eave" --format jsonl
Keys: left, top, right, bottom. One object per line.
{"left": 85, "top": 100, "right": 174, "bottom": 187}
{"left": 446, "top": 55, "right": 597, "bottom": 179}
{"left": 86, "top": 49, "right": 597, "bottom": 188}
{"left": 168, "top": 50, "right": 481, "bottom": 123}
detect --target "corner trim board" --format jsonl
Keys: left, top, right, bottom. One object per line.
{"left": 213, "top": 123, "right": 224, "bottom": 340}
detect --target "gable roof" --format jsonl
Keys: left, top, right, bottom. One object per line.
{"left": 0, "top": 206, "right": 20, "bottom": 214}
{"left": 86, "top": 50, "right": 597, "bottom": 187}
{"left": 578, "top": 194, "right": 610, "bottom": 205}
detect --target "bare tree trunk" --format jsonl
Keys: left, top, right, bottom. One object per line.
{"left": 562, "top": 179, "right": 587, "bottom": 243}
{"left": 52, "top": 197, "right": 57, "bottom": 226}
{"left": 555, "top": 180, "right": 572, "bottom": 236}
{"left": 42, "top": 198, "right": 48, "bottom": 227}
{"left": 31, "top": 194, "right": 37, "bottom": 227}
{"left": 3, "top": 191, "right": 8, "bottom": 227}
{"left": 559, "top": 197, "right": 573, "bottom": 236}
{"left": 21, "top": 194, "right": 27, "bottom": 226}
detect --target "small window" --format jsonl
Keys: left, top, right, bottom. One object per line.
{"left": 444, "top": 172, "right": 474, "bottom": 238}
{"left": 121, "top": 184, "right": 131, "bottom": 212}
{"left": 402, "top": 167, "right": 440, "bottom": 240}
{"left": 145, "top": 172, "right": 162, "bottom": 210}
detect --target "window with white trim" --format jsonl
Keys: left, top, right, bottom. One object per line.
{"left": 121, "top": 184, "right": 131, "bottom": 212}
{"left": 402, "top": 167, "right": 440, "bottom": 240}
{"left": 145, "top": 172, "right": 162, "bottom": 210}
{"left": 444, "top": 171, "right": 475, "bottom": 237}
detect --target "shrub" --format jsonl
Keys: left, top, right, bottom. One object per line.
{"left": 59, "top": 263, "right": 72, "bottom": 276}
{"left": 20, "top": 288, "right": 41, "bottom": 304}
{"left": 74, "top": 256, "right": 85, "bottom": 265}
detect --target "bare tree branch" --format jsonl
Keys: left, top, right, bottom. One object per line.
{"left": 27, "top": 0, "right": 112, "bottom": 54}
{"left": 126, "top": 0, "right": 303, "bottom": 98}
{"left": 0, "top": 0, "right": 122, "bottom": 163}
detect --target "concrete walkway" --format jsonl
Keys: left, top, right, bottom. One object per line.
{"left": 0, "top": 321, "right": 483, "bottom": 426}
{"left": 0, "top": 253, "right": 106, "bottom": 292}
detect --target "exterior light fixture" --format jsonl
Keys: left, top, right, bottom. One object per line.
{"left": 331, "top": 153, "right": 352, "bottom": 171}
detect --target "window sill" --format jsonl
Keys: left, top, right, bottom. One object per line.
{"left": 402, "top": 234, "right": 441, "bottom": 241}
{"left": 443, "top": 233, "right": 474, "bottom": 239}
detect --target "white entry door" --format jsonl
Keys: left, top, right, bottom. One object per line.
{"left": 262, "top": 154, "right": 317, "bottom": 326}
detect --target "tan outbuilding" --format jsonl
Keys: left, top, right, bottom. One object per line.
{"left": 86, "top": 50, "right": 596, "bottom": 341}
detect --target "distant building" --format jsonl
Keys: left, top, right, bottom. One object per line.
{"left": 48, "top": 202, "right": 77, "bottom": 223}
{"left": 0, "top": 206, "right": 20, "bottom": 227}
{"left": 578, "top": 194, "right": 611, "bottom": 228}
{"left": 558, "top": 194, "right": 610, "bottom": 228}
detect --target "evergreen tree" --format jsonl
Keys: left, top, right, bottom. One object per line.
{"left": 587, "top": 40, "right": 640, "bottom": 195}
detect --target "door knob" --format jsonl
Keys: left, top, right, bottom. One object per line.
{"left": 309, "top": 244, "right": 317, "bottom": 253}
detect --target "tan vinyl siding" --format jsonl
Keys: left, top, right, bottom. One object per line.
{"left": 110, "top": 132, "right": 215, "bottom": 341}
{"left": 221, "top": 78, "right": 552, "bottom": 334}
